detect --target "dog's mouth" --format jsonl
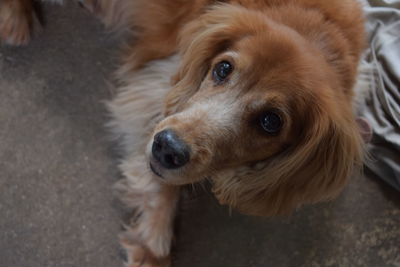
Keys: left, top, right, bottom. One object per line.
{"left": 149, "top": 162, "right": 163, "bottom": 178}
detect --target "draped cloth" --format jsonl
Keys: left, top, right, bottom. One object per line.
{"left": 356, "top": 0, "right": 400, "bottom": 190}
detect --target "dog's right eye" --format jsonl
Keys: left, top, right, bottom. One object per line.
{"left": 213, "top": 61, "right": 233, "bottom": 83}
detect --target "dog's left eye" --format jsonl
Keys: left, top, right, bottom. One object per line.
{"left": 213, "top": 61, "right": 233, "bottom": 83}
{"left": 260, "top": 111, "right": 283, "bottom": 135}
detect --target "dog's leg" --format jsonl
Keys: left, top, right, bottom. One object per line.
{"left": 115, "top": 155, "right": 179, "bottom": 267}
{"left": 0, "top": 0, "right": 34, "bottom": 45}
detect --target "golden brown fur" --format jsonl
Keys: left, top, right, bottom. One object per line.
{"left": 133, "top": 0, "right": 365, "bottom": 215}
{"left": 2, "top": 0, "right": 366, "bottom": 266}
{"left": 112, "top": 0, "right": 366, "bottom": 265}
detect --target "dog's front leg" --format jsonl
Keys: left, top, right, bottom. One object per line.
{"left": 115, "top": 155, "right": 179, "bottom": 267}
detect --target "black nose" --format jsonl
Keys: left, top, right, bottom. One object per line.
{"left": 152, "top": 129, "right": 190, "bottom": 169}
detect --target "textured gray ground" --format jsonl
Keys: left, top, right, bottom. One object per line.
{"left": 0, "top": 2, "right": 399, "bottom": 267}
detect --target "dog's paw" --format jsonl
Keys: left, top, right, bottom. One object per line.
{"left": 0, "top": 1, "right": 33, "bottom": 46}
{"left": 120, "top": 238, "right": 170, "bottom": 267}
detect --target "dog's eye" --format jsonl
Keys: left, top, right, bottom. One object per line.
{"left": 213, "top": 61, "right": 233, "bottom": 83}
{"left": 260, "top": 112, "right": 283, "bottom": 135}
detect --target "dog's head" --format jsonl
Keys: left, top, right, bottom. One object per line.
{"left": 147, "top": 4, "right": 364, "bottom": 216}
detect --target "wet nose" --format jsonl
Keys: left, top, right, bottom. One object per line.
{"left": 152, "top": 129, "right": 190, "bottom": 169}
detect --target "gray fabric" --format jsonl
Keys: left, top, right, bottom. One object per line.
{"left": 367, "top": 0, "right": 400, "bottom": 8}
{"left": 356, "top": 0, "right": 400, "bottom": 190}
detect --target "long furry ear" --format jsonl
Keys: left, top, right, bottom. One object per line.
{"left": 212, "top": 102, "right": 364, "bottom": 216}
{"left": 164, "top": 4, "right": 268, "bottom": 115}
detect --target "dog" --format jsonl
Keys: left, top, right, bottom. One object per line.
{"left": 1, "top": 0, "right": 366, "bottom": 266}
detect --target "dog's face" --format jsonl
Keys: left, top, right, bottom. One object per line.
{"left": 147, "top": 5, "right": 363, "bottom": 216}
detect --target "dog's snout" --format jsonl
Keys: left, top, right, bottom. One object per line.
{"left": 152, "top": 129, "right": 190, "bottom": 169}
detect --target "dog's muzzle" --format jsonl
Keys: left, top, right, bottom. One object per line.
{"left": 152, "top": 129, "right": 190, "bottom": 169}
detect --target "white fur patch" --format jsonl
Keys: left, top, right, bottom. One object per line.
{"left": 178, "top": 93, "right": 239, "bottom": 132}
{"left": 107, "top": 55, "right": 180, "bottom": 156}
{"left": 108, "top": 55, "right": 181, "bottom": 262}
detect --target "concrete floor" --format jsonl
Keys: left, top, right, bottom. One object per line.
{"left": 1, "top": 2, "right": 399, "bottom": 267}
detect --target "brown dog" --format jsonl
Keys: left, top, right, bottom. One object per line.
{"left": 1, "top": 0, "right": 366, "bottom": 266}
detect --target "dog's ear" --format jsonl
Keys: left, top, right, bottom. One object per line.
{"left": 164, "top": 4, "right": 268, "bottom": 115}
{"left": 212, "top": 99, "right": 364, "bottom": 216}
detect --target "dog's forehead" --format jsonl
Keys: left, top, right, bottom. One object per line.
{"left": 233, "top": 33, "right": 303, "bottom": 66}
{"left": 225, "top": 37, "right": 323, "bottom": 101}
